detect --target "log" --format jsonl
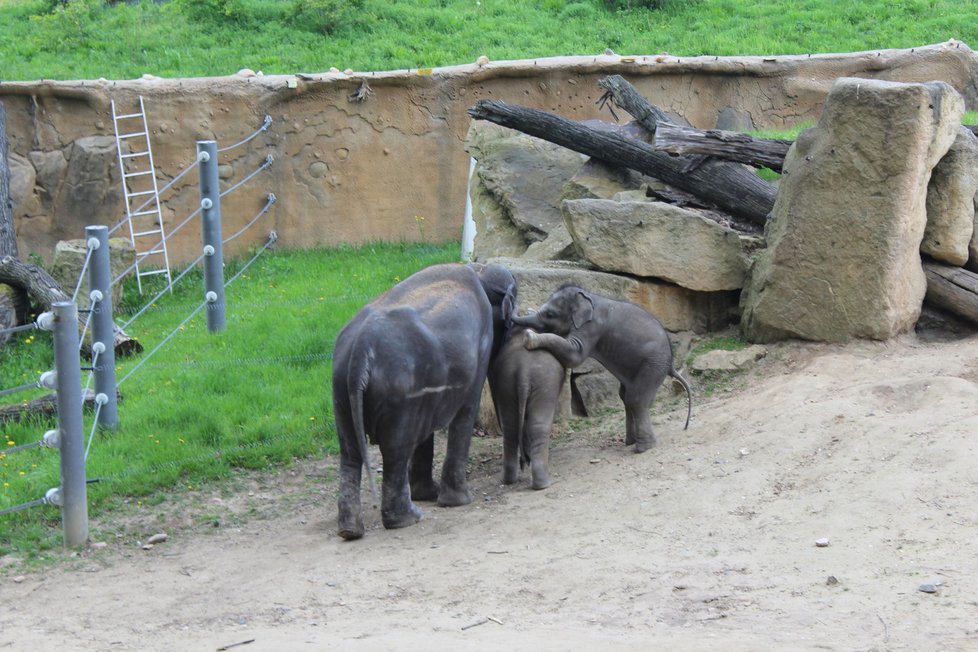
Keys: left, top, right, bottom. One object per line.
{"left": 467, "top": 99, "right": 776, "bottom": 226}
{"left": 653, "top": 122, "right": 792, "bottom": 172}
{"left": 0, "top": 388, "right": 122, "bottom": 425}
{"left": 0, "top": 254, "right": 143, "bottom": 356}
{"left": 923, "top": 260, "right": 978, "bottom": 325}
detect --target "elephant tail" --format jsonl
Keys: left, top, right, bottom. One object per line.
{"left": 517, "top": 376, "right": 531, "bottom": 470}
{"left": 670, "top": 367, "right": 693, "bottom": 430}
{"left": 349, "top": 353, "right": 379, "bottom": 501}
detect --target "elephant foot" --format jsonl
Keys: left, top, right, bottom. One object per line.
{"left": 502, "top": 464, "right": 519, "bottom": 485}
{"left": 633, "top": 436, "right": 656, "bottom": 453}
{"left": 437, "top": 485, "right": 473, "bottom": 507}
{"left": 411, "top": 479, "right": 440, "bottom": 502}
{"left": 381, "top": 501, "right": 424, "bottom": 530}
{"left": 530, "top": 463, "right": 551, "bottom": 490}
{"left": 625, "top": 432, "right": 636, "bottom": 445}
{"left": 337, "top": 508, "right": 365, "bottom": 540}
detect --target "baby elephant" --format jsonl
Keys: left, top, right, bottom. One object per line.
{"left": 488, "top": 325, "right": 566, "bottom": 489}
{"left": 511, "top": 285, "right": 691, "bottom": 453}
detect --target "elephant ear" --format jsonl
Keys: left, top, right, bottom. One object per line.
{"left": 572, "top": 291, "right": 595, "bottom": 329}
{"left": 501, "top": 282, "right": 516, "bottom": 329}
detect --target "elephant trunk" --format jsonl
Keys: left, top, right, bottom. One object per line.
{"left": 510, "top": 312, "right": 542, "bottom": 329}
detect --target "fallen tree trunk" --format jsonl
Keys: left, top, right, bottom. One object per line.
{"left": 923, "top": 260, "right": 978, "bottom": 325}
{"left": 0, "top": 388, "right": 122, "bottom": 425}
{"left": 0, "top": 254, "right": 143, "bottom": 356}
{"left": 467, "top": 99, "right": 776, "bottom": 226}
{"left": 653, "top": 122, "right": 792, "bottom": 172}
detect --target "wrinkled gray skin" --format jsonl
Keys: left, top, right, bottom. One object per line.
{"left": 332, "top": 262, "right": 516, "bottom": 540}
{"left": 488, "top": 324, "right": 566, "bottom": 490}
{"left": 511, "top": 285, "right": 691, "bottom": 453}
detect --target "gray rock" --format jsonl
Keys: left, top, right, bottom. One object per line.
{"left": 923, "top": 126, "right": 978, "bottom": 265}
{"left": 28, "top": 149, "right": 68, "bottom": 199}
{"left": 562, "top": 198, "right": 753, "bottom": 291}
{"left": 493, "top": 257, "right": 738, "bottom": 334}
{"left": 54, "top": 137, "right": 124, "bottom": 231}
{"left": 50, "top": 237, "right": 136, "bottom": 311}
{"left": 741, "top": 78, "right": 964, "bottom": 342}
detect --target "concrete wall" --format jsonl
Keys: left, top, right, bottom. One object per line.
{"left": 2, "top": 41, "right": 976, "bottom": 265}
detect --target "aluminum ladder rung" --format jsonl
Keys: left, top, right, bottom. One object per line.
{"left": 114, "top": 112, "right": 144, "bottom": 119}
{"left": 127, "top": 190, "right": 156, "bottom": 197}
{"left": 129, "top": 209, "right": 159, "bottom": 218}
{"left": 132, "top": 228, "right": 163, "bottom": 237}
{"left": 124, "top": 170, "right": 154, "bottom": 179}
{"left": 120, "top": 151, "right": 149, "bottom": 159}
{"left": 117, "top": 131, "right": 148, "bottom": 139}
{"left": 137, "top": 268, "right": 170, "bottom": 278}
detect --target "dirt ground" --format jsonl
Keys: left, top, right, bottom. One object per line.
{"left": 3, "top": 332, "right": 978, "bottom": 651}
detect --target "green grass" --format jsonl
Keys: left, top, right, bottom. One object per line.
{"left": 1, "top": 241, "right": 459, "bottom": 557}
{"left": 0, "top": 0, "right": 976, "bottom": 81}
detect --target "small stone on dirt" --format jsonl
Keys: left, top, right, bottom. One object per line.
{"left": 815, "top": 538, "right": 830, "bottom": 547}
{"left": 90, "top": 541, "right": 108, "bottom": 550}
{"left": 919, "top": 583, "right": 940, "bottom": 594}
{"left": 141, "top": 544, "right": 154, "bottom": 551}
{"left": 147, "top": 533, "right": 168, "bottom": 545}
{"left": 590, "top": 459, "right": 602, "bottom": 464}
{"left": 826, "top": 575, "right": 839, "bottom": 586}
{"left": 13, "top": 575, "right": 25, "bottom": 583}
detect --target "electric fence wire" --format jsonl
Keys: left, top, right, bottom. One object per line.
{"left": 0, "top": 322, "right": 38, "bottom": 337}
{"left": 70, "top": 244, "right": 95, "bottom": 304}
{"left": 217, "top": 115, "right": 273, "bottom": 153}
{"left": 117, "top": 250, "right": 206, "bottom": 333}
{"left": 116, "top": 298, "right": 209, "bottom": 388}
{"left": 222, "top": 194, "right": 276, "bottom": 245}
{"left": 0, "top": 496, "right": 48, "bottom": 516}
{"left": 1, "top": 438, "right": 44, "bottom": 456}
{"left": 84, "top": 399, "right": 104, "bottom": 461}
{"left": 107, "top": 158, "right": 200, "bottom": 236}
{"left": 0, "top": 380, "right": 41, "bottom": 399}
{"left": 220, "top": 155, "right": 273, "bottom": 199}
{"left": 224, "top": 232, "right": 277, "bottom": 288}
{"left": 77, "top": 301, "right": 97, "bottom": 353}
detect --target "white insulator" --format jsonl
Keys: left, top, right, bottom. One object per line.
{"left": 203, "top": 244, "right": 216, "bottom": 257}
{"left": 36, "top": 311, "right": 55, "bottom": 331}
{"left": 39, "top": 370, "right": 58, "bottom": 390}
{"left": 92, "top": 341, "right": 106, "bottom": 355}
{"left": 206, "top": 291, "right": 218, "bottom": 303}
{"left": 87, "top": 237, "right": 101, "bottom": 250}
{"left": 95, "top": 392, "right": 109, "bottom": 406}
{"left": 42, "top": 429, "right": 61, "bottom": 448}
{"left": 198, "top": 150, "right": 211, "bottom": 163}
{"left": 201, "top": 198, "right": 213, "bottom": 210}
{"left": 45, "top": 487, "right": 63, "bottom": 506}
{"left": 89, "top": 289, "right": 104, "bottom": 303}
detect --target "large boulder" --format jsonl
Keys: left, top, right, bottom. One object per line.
{"left": 50, "top": 237, "right": 136, "bottom": 311}
{"left": 562, "top": 198, "right": 762, "bottom": 292}
{"left": 495, "top": 257, "right": 738, "bottom": 335}
{"left": 741, "top": 78, "right": 963, "bottom": 342}
{"left": 465, "top": 122, "right": 586, "bottom": 262}
{"left": 923, "top": 126, "right": 978, "bottom": 266}
{"left": 53, "top": 137, "right": 124, "bottom": 239}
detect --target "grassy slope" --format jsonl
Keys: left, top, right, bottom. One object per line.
{"left": 0, "top": 0, "right": 976, "bottom": 81}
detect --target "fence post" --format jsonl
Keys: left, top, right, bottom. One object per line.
{"left": 196, "top": 140, "right": 226, "bottom": 333}
{"left": 86, "top": 225, "right": 118, "bottom": 430}
{"left": 52, "top": 301, "right": 89, "bottom": 547}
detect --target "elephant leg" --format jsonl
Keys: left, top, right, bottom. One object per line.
{"left": 379, "top": 442, "right": 423, "bottom": 530}
{"left": 409, "top": 433, "right": 439, "bottom": 501}
{"left": 438, "top": 406, "right": 476, "bottom": 507}
{"left": 502, "top": 428, "right": 520, "bottom": 485}
{"left": 525, "top": 394, "right": 557, "bottom": 489}
{"left": 625, "top": 366, "right": 667, "bottom": 453}
{"left": 619, "top": 383, "right": 637, "bottom": 446}
{"left": 337, "top": 457, "right": 365, "bottom": 540}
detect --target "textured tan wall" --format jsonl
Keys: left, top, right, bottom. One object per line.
{"left": 2, "top": 41, "right": 976, "bottom": 265}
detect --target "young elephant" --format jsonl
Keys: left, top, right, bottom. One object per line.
{"left": 488, "top": 325, "right": 566, "bottom": 490}
{"left": 510, "top": 285, "right": 691, "bottom": 453}
{"left": 332, "top": 262, "right": 516, "bottom": 540}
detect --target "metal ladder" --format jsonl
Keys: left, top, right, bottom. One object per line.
{"left": 111, "top": 96, "right": 172, "bottom": 294}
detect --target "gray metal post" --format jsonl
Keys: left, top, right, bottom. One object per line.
{"left": 86, "top": 225, "right": 118, "bottom": 430}
{"left": 197, "top": 140, "right": 226, "bottom": 332}
{"left": 52, "top": 301, "right": 89, "bottom": 547}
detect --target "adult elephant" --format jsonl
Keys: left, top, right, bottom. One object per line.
{"left": 511, "top": 285, "right": 691, "bottom": 453}
{"left": 332, "top": 262, "right": 516, "bottom": 540}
